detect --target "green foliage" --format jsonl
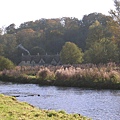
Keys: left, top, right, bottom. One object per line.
{"left": 0, "top": 34, "right": 17, "bottom": 61}
{"left": 0, "top": 56, "right": 15, "bottom": 71}
{"left": 81, "top": 13, "right": 111, "bottom": 42}
{"left": 60, "top": 42, "right": 83, "bottom": 64}
{"left": 108, "top": 1, "right": 120, "bottom": 60}
{"left": 31, "top": 46, "right": 45, "bottom": 55}
{"left": 0, "top": 12, "right": 120, "bottom": 64}
{"left": 0, "top": 43, "right": 4, "bottom": 56}
{"left": 86, "top": 20, "right": 112, "bottom": 49}
{"left": 84, "top": 38, "right": 119, "bottom": 64}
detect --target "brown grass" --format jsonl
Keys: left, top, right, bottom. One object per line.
{"left": 0, "top": 63, "right": 120, "bottom": 89}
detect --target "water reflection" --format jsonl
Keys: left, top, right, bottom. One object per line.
{"left": 0, "top": 82, "right": 120, "bottom": 120}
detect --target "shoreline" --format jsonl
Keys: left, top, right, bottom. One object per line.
{"left": 0, "top": 94, "right": 91, "bottom": 120}
{"left": 0, "top": 75, "right": 120, "bottom": 90}
{"left": 0, "top": 64, "right": 120, "bottom": 90}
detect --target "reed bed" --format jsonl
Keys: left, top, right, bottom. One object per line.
{"left": 0, "top": 63, "right": 120, "bottom": 89}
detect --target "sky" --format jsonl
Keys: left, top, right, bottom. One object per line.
{"left": 0, "top": 0, "right": 115, "bottom": 28}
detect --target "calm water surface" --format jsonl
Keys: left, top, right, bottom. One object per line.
{"left": 0, "top": 82, "right": 120, "bottom": 120}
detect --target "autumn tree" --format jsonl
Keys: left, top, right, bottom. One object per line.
{"left": 16, "top": 28, "right": 35, "bottom": 50}
{"left": 60, "top": 42, "right": 83, "bottom": 64}
{"left": 0, "top": 15, "right": 117, "bottom": 64}
{"left": 63, "top": 18, "right": 81, "bottom": 47}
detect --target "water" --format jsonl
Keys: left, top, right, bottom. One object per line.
{"left": 0, "top": 82, "right": 120, "bottom": 120}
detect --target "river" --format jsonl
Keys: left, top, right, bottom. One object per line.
{"left": 0, "top": 82, "right": 120, "bottom": 120}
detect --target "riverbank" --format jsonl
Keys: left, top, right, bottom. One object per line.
{"left": 0, "top": 94, "right": 91, "bottom": 120}
{"left": 0, "top": 63, "right": 120, "bottom": 89}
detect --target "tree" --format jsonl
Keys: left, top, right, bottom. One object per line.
{"left": 0, "top": 56, "right": 15, "bottom": 71}
{"left": 31, "top": 46, "right": 45, "bottom": 55}
{"left": 0, "top": 44, "right": 4, "bottom": 56}
{"left": 16, "top": 28, "right": 35, "bottom": 50}
{"left": 86, "top": 20, "right": 104, "bottom": 49}
{"left": 45, "top": 29, "right": 64, "bottom": 54}
{"left": 1, "top": 34, "right": 17, "bottom": 61}
{"left": 108, "top": 0, "right": 120, "bottom": 42}
{"left": 0, "top": 28, "right": 2, "bottom": 35}
{"left": 84, "top": 38, "right": 119, "bottom": 64}
{"left": 80, "top": 12, "right": 112, "bottom": 50}
{"left": 63, "top": 18, "right": 80, "bottom": 47}
{"left": 109, "top": 0, "right": 120, "bottom": 24}
{"left": 6, "top": 23, "right": 16, "bottom": 34}
{"left": 86, "top": 20, "right": 112, "bottom": 49}
{"left": 109, "top": 1, "right": 120, "bottom": 59}
{"left": 60, "top": 42, "right": 83, "bottom": 64}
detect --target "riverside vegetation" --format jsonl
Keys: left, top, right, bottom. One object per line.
{"left": 0, "top": 94, "right": 91, "bottom": 120}
{"left": 0, "top": 63, "right": 120, "bottom": 89}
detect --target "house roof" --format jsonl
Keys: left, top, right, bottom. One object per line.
{"left": 21, "top": 54, "right": 60, "bottom": 64}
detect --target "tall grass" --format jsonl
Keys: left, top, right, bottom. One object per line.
{"left": 0, "top": 63, "right": 120, "bottom": 89}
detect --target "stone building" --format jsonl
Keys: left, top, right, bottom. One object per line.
{"left": 18, "top": 53, "right": 61, "bottom": 66}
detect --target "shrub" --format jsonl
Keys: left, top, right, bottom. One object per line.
{"left": 37, "top": 67, "right": 55, "bottom": 80}
{"left": 0, "top": 56, "right": 15, "bottom": 71}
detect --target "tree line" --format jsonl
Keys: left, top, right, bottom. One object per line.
{"left": 0, "top": 0, "right": 120, "bottom": 65}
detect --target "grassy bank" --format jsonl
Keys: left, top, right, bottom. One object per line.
{"left": 0, "top": 63, "right": 120, "bottom": 89}
{"left": 0, "top": 94, "right": 91, "bottom": 120}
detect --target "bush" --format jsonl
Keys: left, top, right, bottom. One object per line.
{"left": 0, "top": 56, "right": 15, "bottom": 71}
{"left": 37, "top": 67, "right": 55, "bottom": 80}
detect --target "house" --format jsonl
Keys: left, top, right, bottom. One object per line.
{"left": 18, "top": 53, "right": 61, "bottom": 66}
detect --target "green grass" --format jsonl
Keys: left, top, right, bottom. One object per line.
{"left": 0, "top": 94, "right": 91, "bottom": 120}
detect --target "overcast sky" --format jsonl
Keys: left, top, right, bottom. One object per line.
{"left": 0, "top": 0, "right": 115, "bottom": 28}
